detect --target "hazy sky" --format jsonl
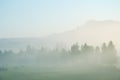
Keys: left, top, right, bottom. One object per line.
{"left": 0, "top": 0, "right": 120, "bottom": 38}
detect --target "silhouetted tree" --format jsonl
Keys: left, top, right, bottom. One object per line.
{"left": 102, "top": 43, "right": 107, "bottom": 54}
{"left": 70, "top": 43, "right": 80, "bottom": 54}
{"left": 95, "top": 46, "right": 100, "bottom": 53}
{"left": 107, "top": 41, "right": 116, "bottom": 54}
{"left": 107, "top": 41, "right": 117, "bottom": 65}
{"left": 101, "top": 41, "right": 117, "bottom": 66}
{"left": 26, "top": 45, "right": 35, "bottom": 54}
{"left": 81, "top": 43, "right": 94, "bottom": 54}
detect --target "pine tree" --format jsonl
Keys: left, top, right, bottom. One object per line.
{"left": 107, "top": 41, "right": 117, "bottom": 65}
{"left": 70, "top": 43, "right": 80, "bottom": 54}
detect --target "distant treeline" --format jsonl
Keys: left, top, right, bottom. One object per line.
{"left": 0, "top": 41, "right": 118, "bottom": 67}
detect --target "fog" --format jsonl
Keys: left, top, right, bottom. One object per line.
{"left": 0, "top": 41, "right": 120, "bottom": 80}
{"left": 1, "top": 20, "right": 120, "bottom": 51}
{"left": 1, "top": 0, "right": 120, "bottom": 79}
{"left": 1, "top": 21, "right": 120, "bottom": 80}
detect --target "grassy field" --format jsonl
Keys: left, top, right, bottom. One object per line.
{"left": 0, "top": 66, "right": 120, "bottom": 80}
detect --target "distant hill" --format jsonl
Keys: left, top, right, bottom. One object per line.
{"left": 44, "top": 20, "right": 120, "bottom": 48}
{"left": 0, "top": 20, "right": 120, "bottom": 50}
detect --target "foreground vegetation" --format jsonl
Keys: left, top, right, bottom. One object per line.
{"left": 0, "top": 66, "right": 120, "bottom": 80}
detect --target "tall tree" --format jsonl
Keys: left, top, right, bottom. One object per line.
{"left": 101, "top": 41, "right": 117, "bottom": 65}
{"left": 95, "top": 46, "right": 100, "bottom": 53}
{"left": 107, "top": 41, "right": 116, "bottom": 54}
{"left": 70, "top": 43, "right": 80, "bottom": 54}
{"left": 81, "top": 43, "right": 94, "bottom": 54}
{"left": 107, "top": 41, "right": 117, "bottom": 65}
{"left": 101, "top": 43, "right": 107, "bottom": 54}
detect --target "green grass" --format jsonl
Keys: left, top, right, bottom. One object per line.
{"left": 0, "top": 67, "right": 120, "bottom": 80}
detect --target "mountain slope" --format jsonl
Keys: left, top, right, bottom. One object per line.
{"left": 0, "top": 20, "right": 120, "bottom": 50}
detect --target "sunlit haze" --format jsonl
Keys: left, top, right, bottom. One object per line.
{"left": 1, "top": 0, "right": 120, "bottom": 80}
{"left": 0, "top": 0, "right": 120, "bottom": 38}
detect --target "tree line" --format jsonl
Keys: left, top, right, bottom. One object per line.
{"left": 0, "top": 41, "right": 118, "bottom": 67}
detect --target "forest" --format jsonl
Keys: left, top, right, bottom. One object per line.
{"left": 0, "top": 41, "right": 120, "bottom": 80}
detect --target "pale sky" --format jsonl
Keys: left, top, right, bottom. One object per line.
{"left": 0, "top": 0, "right": 120, "bottom": 38}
